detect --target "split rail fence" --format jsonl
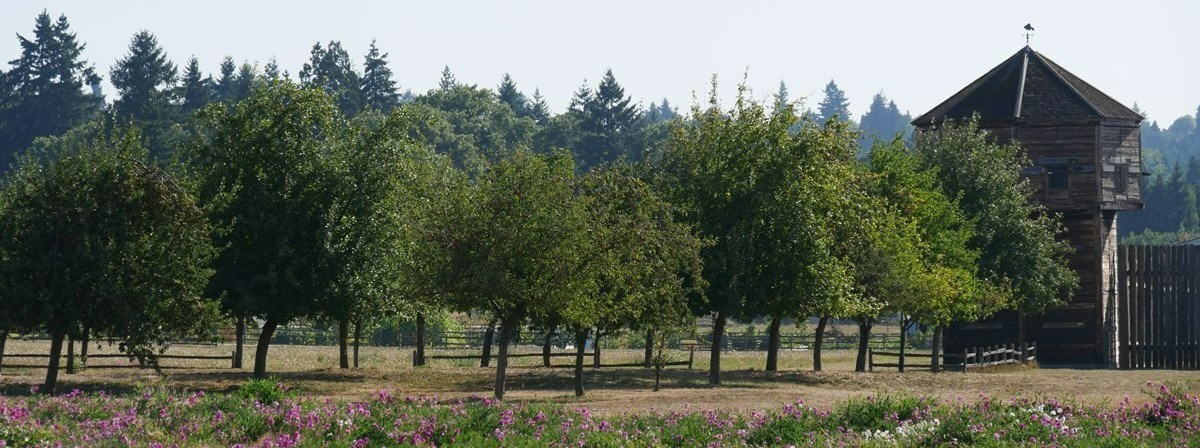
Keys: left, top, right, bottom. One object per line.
{"left": 868, "top": 342, "right": 1037, "bottom": 373}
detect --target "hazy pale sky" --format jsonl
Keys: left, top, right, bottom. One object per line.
{"left": 3, "top": 0, "right": 1199, "bottom": 123}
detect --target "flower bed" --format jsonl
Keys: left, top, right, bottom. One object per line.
{"left": 1, "top": 380, "right": 1197, "bottom": 447}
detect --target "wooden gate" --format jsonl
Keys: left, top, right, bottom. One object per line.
{"left": 1116, "top": 245, "right": 1200, "bottom": 369}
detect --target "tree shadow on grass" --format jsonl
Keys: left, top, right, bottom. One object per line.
{"left": 0, "top": 364, "right": 856, "bottom": 398}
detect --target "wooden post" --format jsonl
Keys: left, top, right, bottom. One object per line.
{"left": 687, "top": 344, "right": 695, "bottom": 370}
{"left": 962, "top": 348, "right": 969, "bottom": 373}
{"left": 231, "top": 350, "right": 237, "bottom": 368}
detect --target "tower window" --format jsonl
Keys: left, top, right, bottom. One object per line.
{"left": 1047, "top": 170, "right": 1068, "bottom": 191}
{"left": 1114, "top": 165, "right": 1128, "bottom": 193}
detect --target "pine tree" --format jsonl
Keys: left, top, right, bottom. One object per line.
{"left": 360, "top": 40, "right": 399, "bottom": 112}
{"left": 497, "top": 73, "right": 529, "bottom": 117}
{"left": 817, "top": 79, "right": 851, "bottom": 124}
{"left": 0, "top": 11, "right": 101, "bottom": 167}
{"left": 574, "top": 69, "right": 643, "bottom": 170}
{"left": 214, "top": 56, "right": 237, "bottom": 103}
{"left": 262, "top": 58, "right": 282, "bottom": 81}
{"left": 773, "top": 80, "right": 790, "bottom": 111}
{"left": 438, "top": 66, "right": 457, "bottom": 90}
{"left": 299, "top": 41, "right": 364, "bottom": 116}
{"left": 858, "top": 92, "right": 912, "bottom": 152}
{"left": 528, "top": 88, "right": 550, "bottom": 124}
{"left": 110, "top": 30, "right": 178, "bottom": 125}
{"left": 180, "top": 57, "right": 212, "bottom": 115}
{"left": 568, "top": 80, "right": 591, "bottom": 114}
{"left": 233, "top": 62, "right": 257, "bottom": 103}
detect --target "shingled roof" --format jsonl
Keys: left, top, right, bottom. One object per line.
{"left": 912, "top": 46, "right": 1142, "bottom": 126}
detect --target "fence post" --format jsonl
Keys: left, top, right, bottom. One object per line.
{"left": 867, "top": 348, "right": 874, "bottom": 372}
{"left": 231, "top": 350, "right": 237, "bottom": 369}
{"left": 688, "top": 345, "right": 695, "bottom": 370}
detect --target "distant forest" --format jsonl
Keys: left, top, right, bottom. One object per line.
{"left": 0, "top": 11, "right": 1194, "bottom": 243}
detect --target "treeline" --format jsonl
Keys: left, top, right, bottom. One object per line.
{"left": 0, "top": 12, "right": 1078, "bottom": 398}
{"left": 0, "top": 12, "right": 916, "bottom": 173}
{"left": 1122, "top": 106, "right": 1200, "bottom": 244}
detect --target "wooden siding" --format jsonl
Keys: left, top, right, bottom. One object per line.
{"left": 1099, "top": 124, "right": 1144, "bottom": 210}
{"left": 935, "top": 117, "right": 1141, "bottom": 365}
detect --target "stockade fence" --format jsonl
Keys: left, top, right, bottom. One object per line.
{"left": 868, "top": 342, "right": 1037, "bottom": 373}
{"left": 1117, "top": 244, "right": 1200, "bottom": 369}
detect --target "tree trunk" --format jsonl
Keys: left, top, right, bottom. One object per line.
{"left": 234, "top": 316, "right": 245, "bottom": 369}
{"left": 542, "top": 328, "right": 554, "bottom": 368}
{"left": 415, "top": 313, "right": 426, "bottom": 367}
{"left": 80, "top": 328, "right": 88, "bottom": 370}
{"left": 899, "top": 316, "right": 908, "bottom": 373}
{"left": 43, "top": 329, "right": 66, "bottom": 395}
{"left": 930, "top": 326, "right": 942, "bottom": 373}
{"left": 253, "top": 318, "right": 279, "bottom": 379}
{"left": 480, "top": 318, "right": 496, "bottom": 368}
{"left": 493, "top": 318, "right": 514, "bottom": 400}
{"left": 813, "top": 316, "right": 828, "bottom": 372}
{"left": 66, "top": 335, "right": 75, "bottom": 374}
{"left": 709, "top": 312, "right": 726, "bottom": 385}
{"left": 338, "top": 320, "right": 350, "bottom": 369}
{"left": 592, "top": 330, "right": 601, "bottom": 368}
{"left": 353, "top": 320, "right": 362, "bottom": 369}
{"left": 855, "top": 320, "right": 872, "bottom": 372}
{"left": 653, "top": 346, "right": 663, "bottom": 391}
{"left": 0, "top": 327, "right": 7, "bottom": 373}
{"left": 643, "top": 329, "right": 654, "bottom": 368}
{"left": 766, "top": 314, "right": 782, "bottom": 372}
{"left": 574, "top": 329, "right": 588, "bottom": 397}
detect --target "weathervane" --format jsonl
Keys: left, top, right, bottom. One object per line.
{"left": 1024, "top": 23, "right": 1035, "bottom": 45}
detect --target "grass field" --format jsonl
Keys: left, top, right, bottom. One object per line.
{"left": 2, "top": 339, "right": 1198, "bottom": 418}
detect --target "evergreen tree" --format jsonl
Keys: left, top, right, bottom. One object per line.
{"left": 646, "top": 98, "right": 677, "bottom": 124}
{"left": 858, "top": 92, "right": 912, "bottom": 152}
{"left": 497, "top": 73, "right": 529, "bottom": 117}
{"left": 110, "top": 30, "right": 178, "bottom": 126}
{"left": 262, "top": 58, "right": 282, "bottom": 81}
{"left": 528, "top": 88, "right": 550, "bottom": 124}
{"left": 233, "top": 62, "right": 257, "bottom": 102}
{"left": 180, "top": 56, "right": 212, "bottom": 115}
{"left": 360, "top": 40, "right": 399, "bottom": 113}
{"left": 299, "top": 41, "right": 364, "bottom": 116}
{"left": 213, "top": 56, "right": 237, "bottom": 103}
{"left": 438, "top": 65, "right": 457, "bottom": 90}
{"left": 773, "top": 80, "right": 790, "bottom": 111}
{"left": 0, "top": 11, "right": 101, "bottom": 168}
{"left": 573, "top": 70, "right": 643, "bottom": 170}
{"left": 817, "top": 79, "right": 851, "bottom": 124}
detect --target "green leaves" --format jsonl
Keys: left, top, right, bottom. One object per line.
{"left": 0, "top": 117, "right": 219, "bottom": 359}
{"left": 191, "top": 80, "right": 342, "bottom": 324}
{"left": 913, "top": 119, "right": 1076, "bottom": 315}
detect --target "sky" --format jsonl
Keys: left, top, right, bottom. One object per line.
{"left": 2, "top": 0, "right": 1199, "bottom": 124}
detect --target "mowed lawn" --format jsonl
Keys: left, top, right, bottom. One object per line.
{"left": 2, "top": 339, "right": 1197, "bottom": 416}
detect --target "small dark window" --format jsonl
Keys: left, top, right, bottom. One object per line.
{"left": 1114, "top": 165, "right": 1128, "bottom": 193}
{"left": 1047, "top": 171, "right": 1068, "bottom": 191}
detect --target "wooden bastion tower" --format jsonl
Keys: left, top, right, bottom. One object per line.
{"left": 913, "top": 45, "right": 1144, "bottom": 365}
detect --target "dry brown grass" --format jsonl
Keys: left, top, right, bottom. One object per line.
{"left": 2, "top": 339, "right": 1197, "bottom": 416}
